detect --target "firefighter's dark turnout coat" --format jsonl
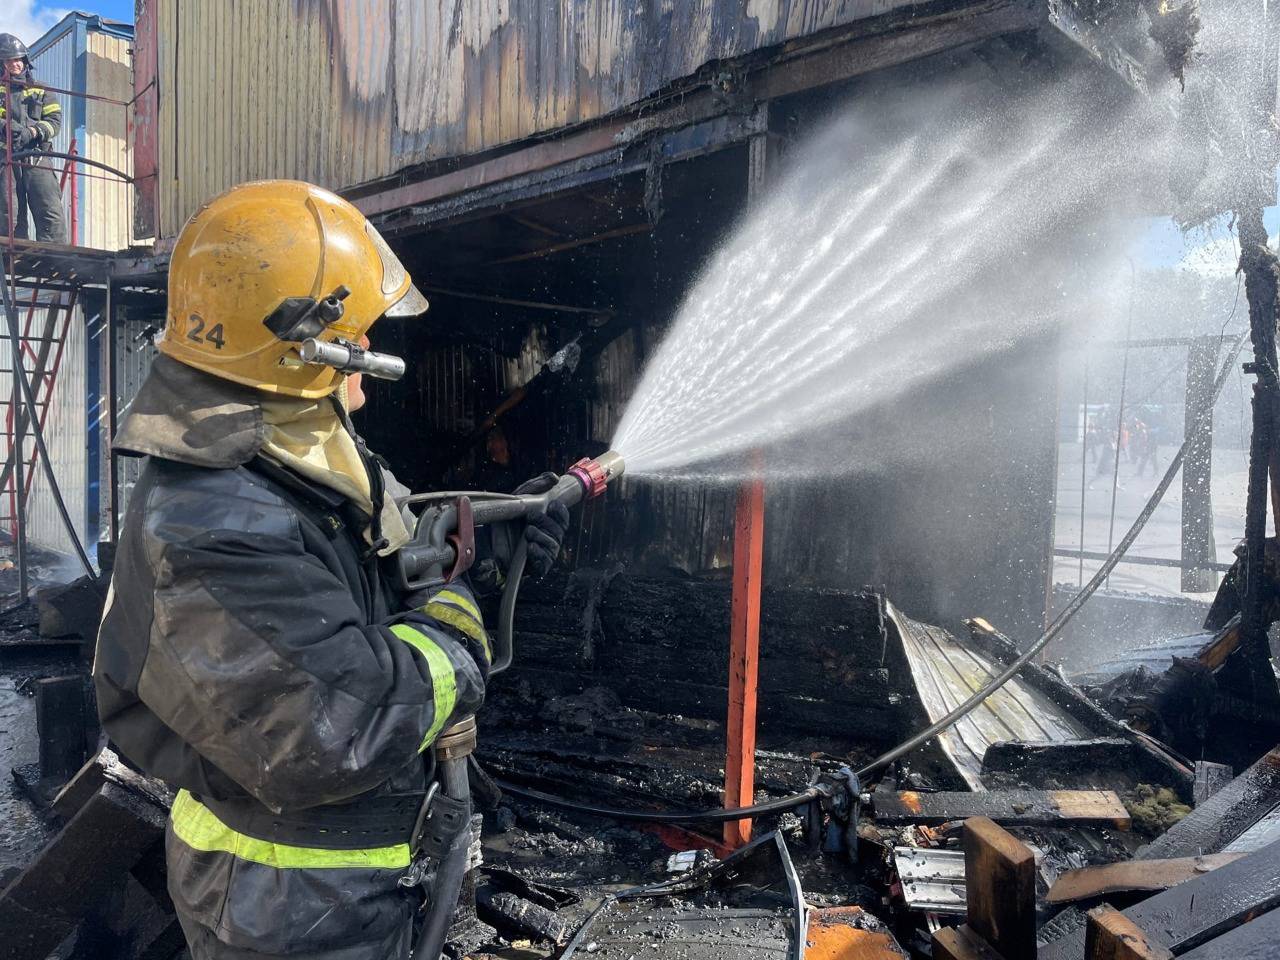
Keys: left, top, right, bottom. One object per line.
{"left": 94, "top": 356, "right": 489, "bottom": 959}
{"left": 1, "top": 69, "right": 65, "bottom": 242}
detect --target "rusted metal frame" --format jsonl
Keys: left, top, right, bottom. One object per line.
{"left": 105, "top": 277, "right": 118, "bottom": 544}
{"left": 376, "top": 109, "right": 767, "bottom": 238}
{"left": 0, "top": 290, "right": 66, "bottom": 505}
{"left": 756, "top": 0, "right": 1041, "bottom": 102}
{"left": 357, "top": 1, "right": 1036, "bottom": 232}
{"left": 22, "top": 286, "right": 79, "bottom": 507}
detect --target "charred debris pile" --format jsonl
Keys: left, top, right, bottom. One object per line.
{"left": 3, "top": 559, "right": 1280, "bottom": 959}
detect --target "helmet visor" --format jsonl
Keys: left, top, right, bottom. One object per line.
{"left": 366, "top": 222, "right": 429, "bottom": 319}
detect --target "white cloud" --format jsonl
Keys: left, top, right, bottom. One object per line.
{"left": 0, "top": 1, "right": 70, "bottom": 45}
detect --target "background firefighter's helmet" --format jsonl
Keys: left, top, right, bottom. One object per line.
{"left": 0, "top": 34, "right": 30, "bottom": 68}
{"left": 160, "top": 180, "right": 428, "bottom": 397}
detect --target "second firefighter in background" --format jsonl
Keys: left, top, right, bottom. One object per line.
{"left": 0, "top": 33, "right": 66, "bottom": 243}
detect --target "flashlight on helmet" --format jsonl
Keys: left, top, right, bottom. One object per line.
{"left": 299, "top": 338, "right": 406, "bottom": 381}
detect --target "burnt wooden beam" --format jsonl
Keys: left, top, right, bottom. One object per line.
{"left": 35, "top": 676, "right": 87, "bottom": 785}
{"left": 1039, "top": 837, "right": 1280, "bottom": 960}
{"left": 874, "top": 789, "right": 1131, "bottom": 829}
{"left": 965, "top": 817, "right": 1035, "bottom": 960}
{"left": 1137, "top": 746, "right": 1280, "bottom": 859}
{"left": 1048, "top": 854, "right": 1245, "bottom": 906}
{"left": 933, "top": 924, "right": 1004, "bottom": 960}
{"left": 1084, "top": 907, "right": 1173, "bottom": 960}
{"left": 0, "top": 782, "right": 167, "bottom": 960}
{"left": 1177, "top": 902, "right": 1280, "bottom": 959}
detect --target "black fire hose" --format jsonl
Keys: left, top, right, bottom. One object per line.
{"left": 494, "top": 329, "right": 1248, "bottom": 824}
{"left": 488, "top": 769, "right": 824, "bottom": 823}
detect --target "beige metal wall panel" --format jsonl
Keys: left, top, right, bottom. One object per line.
{"left": 84, "top": 31, "right": 134, "bottom": 250}
{"left": 20, "top": 306, "right": 88, "bottom": 559}
{"left": 152, "top": 0, "right": 923, "bottom": 237}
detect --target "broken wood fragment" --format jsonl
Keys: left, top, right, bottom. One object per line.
{"left": 1084, "top": 906, "right": 1173, "bottom": 960}
{"left": 874, "top": 789, "right": 1131, "bottom": 829}
{"left": 1047, "top": 853, "right": 1244, "bottom": 905}
{"left": 0, "top": 782, "right": 167, "bottom": 960}
{"left": 964, "top": 816, "right": 1035, "bottom": 960}
{"left": 932, "top": 923, "right": 1003, "bottom": 960}
{"left": 1040, "top": 837, "right": 1280, "bottom": 960}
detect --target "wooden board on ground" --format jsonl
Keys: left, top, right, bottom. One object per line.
{"left": 0, "top": 782, "right": 167, "bottom": 960}
{"left": 874, "top": 789, "right": 1131, "bottom": 829}
{"left": 1039, "top": 837, "right": 1280, "bottom": 959}
{"left": 1084, "top": 906, "right": 1173, "bottom": 960}
{"left": 966, "top": 816, "right": 1035, "bottom": 960}
{"left": 1047, "top": 853, "right": 1245, "bottom": 905}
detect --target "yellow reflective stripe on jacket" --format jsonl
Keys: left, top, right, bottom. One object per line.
{"left": 169, "top": 790, "right": 411, "bottom": 869}
{"left": 41, "top": 103, "right": 60, "bottom": 116}
{"left": 422, "top": 600, "right": 491, "bottom": 662}
{"left": 436, "top": 588, "right": 481, "bottom": 622}
{"left": 389, "top": 623, "right": 458, "bottom": 749}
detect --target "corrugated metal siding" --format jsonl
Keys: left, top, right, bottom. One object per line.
{"left": 150, "top": 0, "right": 923, "bottom": 237}
{"left": 25, "top": 304, "right": 87, "bottom": 556}
{"left": 84, "top": 31, "right": 134, "bottom": 250}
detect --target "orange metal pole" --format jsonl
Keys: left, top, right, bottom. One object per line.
{"left": 724, "top": 458, "right": 764, "bottom": 849}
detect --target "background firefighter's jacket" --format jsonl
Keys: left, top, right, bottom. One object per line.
{"left": 93, "top": 356, "right": 488, "bottom": 954}
{"left": 1, "top": 73, "right": 62, "bottom": 149}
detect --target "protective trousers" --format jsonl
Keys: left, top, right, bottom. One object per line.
{"left": 0, "top": 158, "right": 65, "bottom": 243}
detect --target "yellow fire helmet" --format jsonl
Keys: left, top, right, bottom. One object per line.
{"left": 159, "top": 179, "right": 428, "bottom": 397}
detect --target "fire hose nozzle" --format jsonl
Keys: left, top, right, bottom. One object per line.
{"left": 567, "top": 450, "right": 625, "bottom": 499}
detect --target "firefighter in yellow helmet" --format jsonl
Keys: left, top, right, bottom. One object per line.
{"left": 93, "top": 181, "right": 568, "bottom": 959}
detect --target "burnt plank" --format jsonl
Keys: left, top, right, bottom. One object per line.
{"left": 0, "top": 782, "right": 167, "bottom": 959}
{"left": 1038, "top": 838, "right": 1280, "bottom": 960}
{"left": 965, "top": 817, "right": 1036, "bottom": 960}
{"left": 876, "top": 790, "right": 1131, "bottom": 829}
{"left": 1177, "top": 903, "right": 1280, "bottom": 959}
{"left": 1137, "top": 747, "right": 1280, "bottom": 859}
{"left": 35, "top": 676, "right": 87, "bottom": 784}
{"left": 933, "top": 924, "right": 1004, "bottom": 960}
{"left": 1048, "top": 853, "right": 1244, "bottom": 905}
{"left": 1084, "top": 906, "right": 1173, "bottom": 960}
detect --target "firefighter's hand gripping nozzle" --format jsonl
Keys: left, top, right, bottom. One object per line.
{"left": 396, "top": 450, "right": 625, "bottom": 673}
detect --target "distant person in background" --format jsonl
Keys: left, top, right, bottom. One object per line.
{"left": 0, "top": 34, "right": 65, "bottom": 244}
{"left": 1135, "top": 420, "right": 1159, "bottom": 477}
{"left": 1084, "top": 417, "right": 1100, "bottom": 463}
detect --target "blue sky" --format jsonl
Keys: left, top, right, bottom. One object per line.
{"left": 0, "top": 1, "right": 133, "bottom": 44}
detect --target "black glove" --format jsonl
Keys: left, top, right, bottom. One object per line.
{"left": 9, "top": 126, "right": 35, "bottom": 151}
{"left": 492, "top": 472, "right": 571, "bottom": 580}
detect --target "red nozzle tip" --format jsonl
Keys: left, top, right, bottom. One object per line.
{"left": 568, "top": 457, "right": 609, "bottom": 498}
